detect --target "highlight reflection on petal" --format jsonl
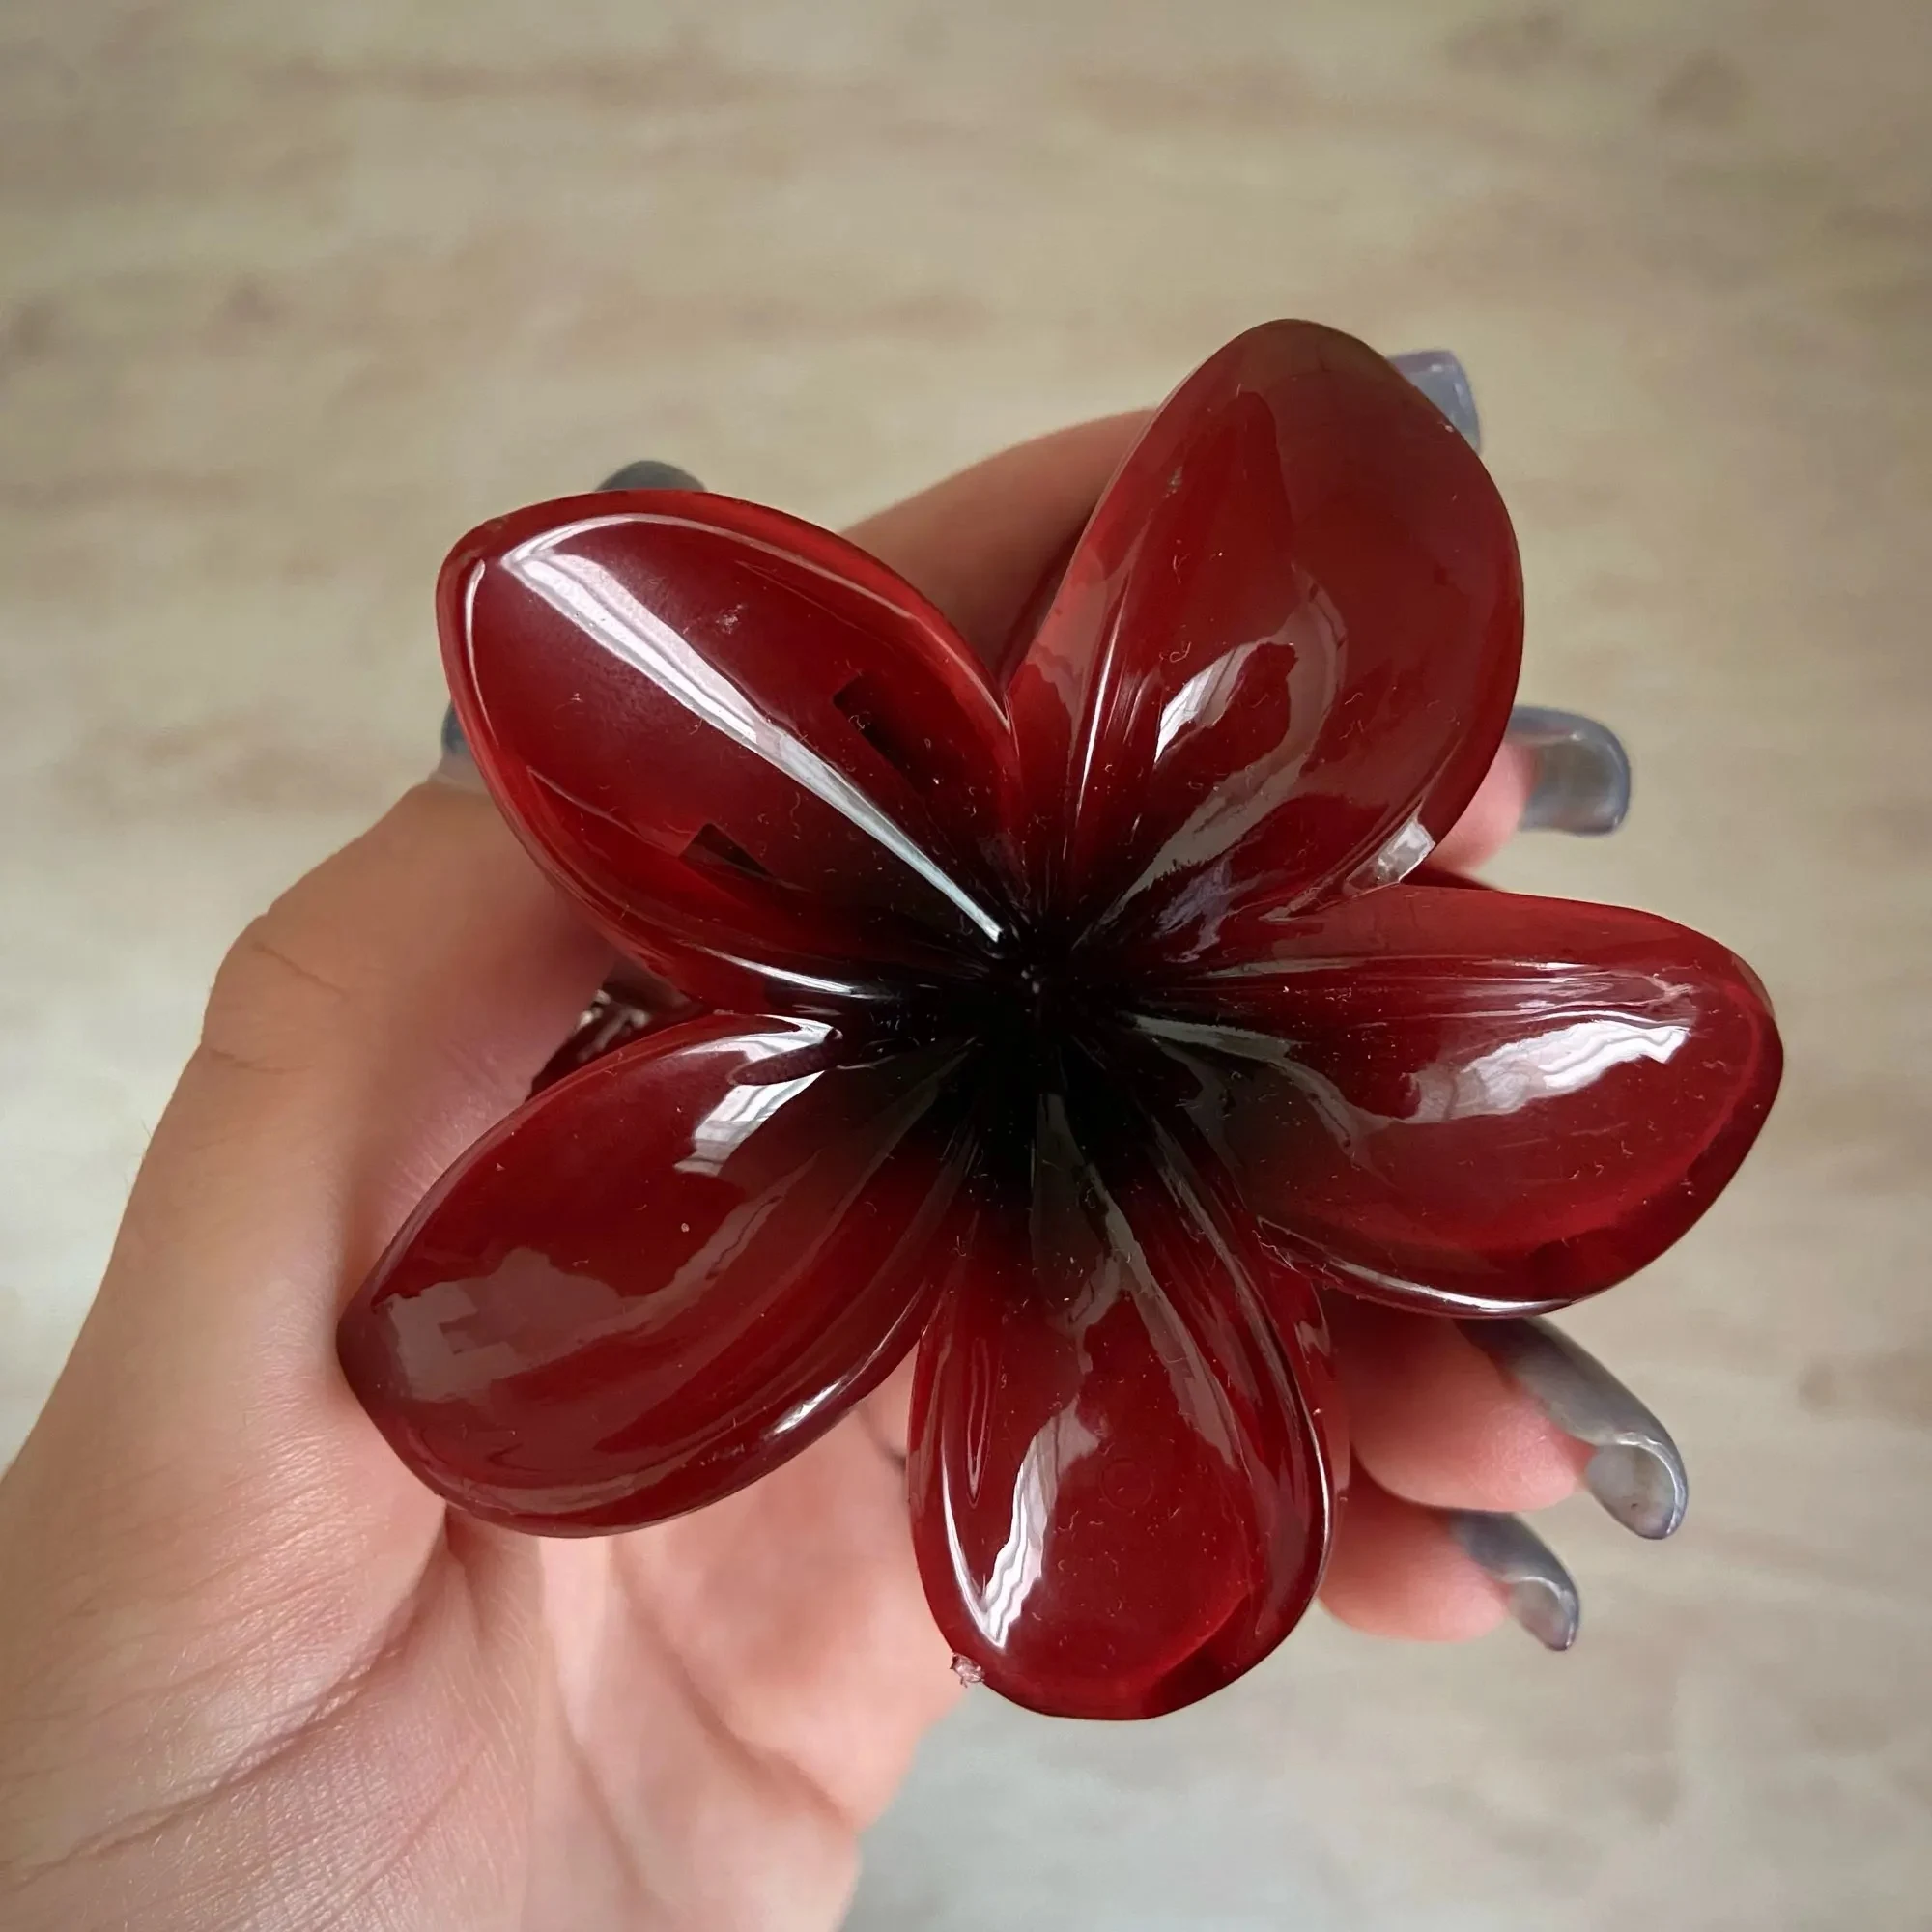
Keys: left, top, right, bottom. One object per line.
{"left": 443, "top": 492, "right": 1020, "bottom": 1013}
{"left": 502, "top": 532, "right": 1007, "bottom": 948}
{"left": 338, "top": 1014, "right": 978, "bottom": 1531}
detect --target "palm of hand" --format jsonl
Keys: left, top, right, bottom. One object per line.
{"left": 522, "top": 1399, "right": 948, "bottom": 1928}
{"left": 1, "top": 1361, "right": 938, "bottom": 1931}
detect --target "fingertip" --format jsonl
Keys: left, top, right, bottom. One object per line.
{"left": 1319, "top": 1475, "right": 1510, "bottom": 1642}
{"left": 845, "top": 411, "right": 1152, "bottom": 660}
{"left": 1328, "top": 1298, "right": 1587, "bottom": 1515}
{"left": 1432, "top": 741, "right": 1535, "bottom": 875}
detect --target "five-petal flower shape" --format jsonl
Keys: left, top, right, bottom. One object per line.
{"left": 338, "top": 321, "right": 1780, "bottom": 1719}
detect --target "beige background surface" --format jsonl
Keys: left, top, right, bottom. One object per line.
{"left": 2, "top": 2, "right": 1927, "bottom": 1926}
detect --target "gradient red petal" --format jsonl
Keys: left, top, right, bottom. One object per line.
{"left": 338, "top": 1013, "right": 978, "bottom": 1531}
{"left": 1136, "top": 886, "right": 1782, "bottom": 1314}
{"left": 907, "top": 1054, "right": 1341, "bottom": 1719}
{"left": 443, "top": 491, "right": 1021, "bottom": 1013}
{"left": 1005, "top": 320, "right": 1522, "bottom": 965}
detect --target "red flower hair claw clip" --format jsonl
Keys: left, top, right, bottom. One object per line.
{"left": 339, "top": 321, "right": 1780, "bottom": 1719}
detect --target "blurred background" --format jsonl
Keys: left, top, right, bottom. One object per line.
{"left": 2, "top": 2, "right": 1927, "bottom": 1926}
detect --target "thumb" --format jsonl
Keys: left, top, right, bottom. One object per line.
{"left": 6, "top": 781, "right": 609, "bottom": 1549}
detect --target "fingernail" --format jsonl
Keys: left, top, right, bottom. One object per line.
{"left": 1389, "top": 348, "right": 1482, "bottom": 449}
{"left": 1446, "top": 1509, "right": 1580, "bottom": 1651}
{"left": 598, "top": 459, "right": 705, "bottom": 493}
{"left": 432, "top": 704, "right": 487, "bottom": 792}
{"left": 1463, "top": 1317, "right": 1688, "bottom": 1539}
{"left": 437, "top": 461, "right": 704, "bottom": 781}
{"left": 1506, "top": 705, "right": 1632, "bottom": 835}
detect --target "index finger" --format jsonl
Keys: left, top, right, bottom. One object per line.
{"left": 845, "top": 411, "right": 1150, "bottom": 664}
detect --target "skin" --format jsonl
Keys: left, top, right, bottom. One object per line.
{"left": 0, "top": 415, "right": 1582, "bottom": 1931}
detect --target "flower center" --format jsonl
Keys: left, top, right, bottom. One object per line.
{"left": 980, "top": 942, "right": 1085, "bottom": 1046}
{"left": 952, "top": 933, "right": 1132, "bottom": 1107}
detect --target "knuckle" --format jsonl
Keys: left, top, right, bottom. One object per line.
{"left": 199, "top": 916, "right": 355, "bottom": 1076}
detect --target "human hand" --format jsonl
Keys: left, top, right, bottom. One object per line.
{"left": 0, "top": 412, "right": 1666, "bottom": 1931}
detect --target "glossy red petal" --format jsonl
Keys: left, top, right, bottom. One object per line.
{"left": 1137, "top": 886, "right": 1782, "bottom": 1314}
{"left": 1007, "top": 320, "right": 1521, "bottom": 966}
{"left": 338, "top": 1014, "right": 977, "bottom": 1532}
{"left": 443, "top": 491, "right": 1021, "bottom": 1013}
{"left": 907, "top": 1056, "right": 1340, "bottom": 1719}
{"left": 531, "top": 972, "right": 700, "bottom": 1094}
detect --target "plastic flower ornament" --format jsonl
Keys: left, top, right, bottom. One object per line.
{"left": 338, "top": 322, "right": 1780, "bottom": 1719}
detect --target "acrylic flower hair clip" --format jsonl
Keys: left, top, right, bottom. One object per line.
{"left": 338, "top": 321, "right": 1780, "bottom": 1719}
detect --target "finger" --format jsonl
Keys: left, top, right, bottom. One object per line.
{"left": 1385, "top": 348, "right": 1627, "bottom": 874}
{"left": 1319, "top": 1471, "right": 1580, "bottom": 1650}
{"left": 845, "top": 412, "right": 1149, "bottom": 659}
{"left": 1434, "top": 707, "right": 1634, "bottom": 875}
{"left": 1431, "top": 741, "right": 1535, "bottom": 873}
{"left": 1318, "top": 1470, "right": 1509, "bottom": 1641}
{"left": 1461, "top": 1317, "right": 1688, "bottom": 1539}
{"left": 1323, "top": 1295, "right": 1588, "bottom": 1514}
{"left": 19, "top": 782, "right": 611, "bottom": 1525}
